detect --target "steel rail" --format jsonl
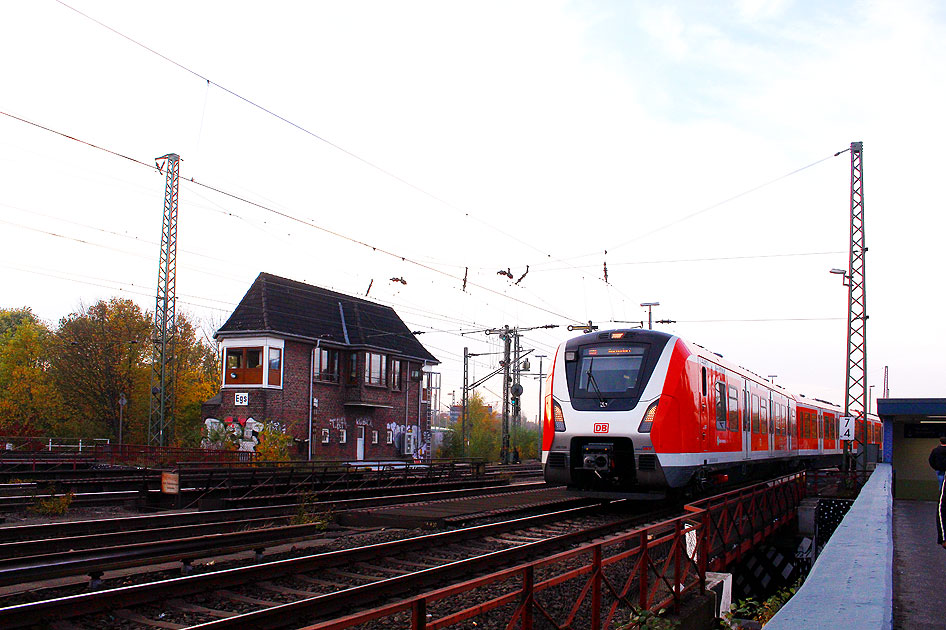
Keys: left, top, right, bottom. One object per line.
{"left": 0, "top": 480, "right": 545, "bottom": 544}
{"left": 0, "top": 520, "right": 332, "bottom": 587}
{"left": 0, "top": 502, "right": 634, "bottom": 628}
{"left": 0, "top": 484, "right": 558, "bottom": 587}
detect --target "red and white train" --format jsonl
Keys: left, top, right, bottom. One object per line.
{"left": 541, "top": 329, "right": 881, "bottom": 494}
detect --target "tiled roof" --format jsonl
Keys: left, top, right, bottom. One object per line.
{"left": 215, "top": 273, "right": 438, "bottom": 364}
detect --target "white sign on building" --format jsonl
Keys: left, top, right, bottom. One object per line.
{"left": 234, "top": 392, "right": 248, "bottom": 406}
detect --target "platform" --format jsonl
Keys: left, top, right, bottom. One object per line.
{"left": 762, "top": 464, "right": 946, "bottom": 630}
{"left": 336, "top": 486, "right": 595, "bottom": 528}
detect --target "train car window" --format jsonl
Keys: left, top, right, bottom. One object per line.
{"left": 728, "top": 386, "right": 739, "bottom": 431}
{"left": 760, "top": 404, "right": 768, "bottom": 435}
{"left": 715, "top": 382, "right": 727, "bottom": 430}
{"left": 701, "top": 367, "right": 707, "bottom": 397}
{"left": 751, "top": 394, "right": 760, "bottom": 433}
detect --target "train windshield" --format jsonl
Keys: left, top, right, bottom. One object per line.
{"left": 575, "top": 344, "right": 646, "bottom": 396}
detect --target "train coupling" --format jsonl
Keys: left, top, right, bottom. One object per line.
{"left": 581, "top": 442, "right": 615, "bottom": 478}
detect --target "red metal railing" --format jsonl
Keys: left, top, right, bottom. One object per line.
{"left": 295, "top": 473, "right": 811, "bottom": 630}
{"left": 805, "top": 469, "right": 870, "bottom": 498}
{"left": 92, "top": 444, "right": 257, "bottom": 468}
{"left": 686, "top": 472, "right": 806, "bottom": 571}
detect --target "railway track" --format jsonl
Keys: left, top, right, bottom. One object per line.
{"left": 0, "top": 499, "right": 676, "bottom": 629}
{"left": 0, "top": 482, "right": 580, "bottom": 594}
{"left": 0, "top": 461, "right": 544, "bottom": 512}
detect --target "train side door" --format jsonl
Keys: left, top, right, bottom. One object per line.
{"left": 767, "top": 394, "right": 775, "bottom": 452}
{"left": 817, "top": 412, "right": 824, "bottom": 453}
{"left": 742, "top": 386, "right": 751, "bottom": 459}
{"left": 699, "top": 363, "right": 709, "bottom": 452}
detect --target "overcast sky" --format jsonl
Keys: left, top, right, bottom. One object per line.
{"left": 1, "top": 0, "right": 943, "bottom": 418}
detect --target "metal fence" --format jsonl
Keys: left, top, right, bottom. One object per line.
{"left": 297, "top": 472, "right": 817, "bottom": 629}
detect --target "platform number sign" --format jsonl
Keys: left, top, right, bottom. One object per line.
{"left": 234, "top": 392, "right": 249, "bottom": 406}
{"left": 839, "top": 416, "right": 855, "bottom": 441}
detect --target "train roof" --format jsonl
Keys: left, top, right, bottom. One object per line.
{"left": 573, "top": 329, "right": 868, "bottom": 418}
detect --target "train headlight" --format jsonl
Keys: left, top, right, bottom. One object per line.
{"left": 638, "top": 399, "right": 659, "bottom": 433}
{"left": 553, "top": 399, "right": 566, "bottom": 432}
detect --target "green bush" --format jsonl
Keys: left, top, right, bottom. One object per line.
{"left": 30, "top": 490, "right": 74, "bottom": 516}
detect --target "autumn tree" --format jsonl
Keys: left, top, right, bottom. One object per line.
{"left": 171, "top": 314, "right": 220, "bottom": 447}
{"left": 0, "top": 308, "right": 64, "bottom": 436}
{"left": 51, "top": 299, "right": 151, "bottom": 439}
{"left": 467, "top": 392, "right": 501, "bottom": 462}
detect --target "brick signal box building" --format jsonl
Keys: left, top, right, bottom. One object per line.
{"left": 203, "top": 272, "right": 439, "bottom": 460}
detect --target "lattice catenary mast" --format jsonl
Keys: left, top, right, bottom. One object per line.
{"left": 843, "top": 141, "right": 867, "bottom": 463}
{"left": 149, "top": 153, "right": 180, "bottom": 446}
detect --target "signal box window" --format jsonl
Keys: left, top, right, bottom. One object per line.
{"left": 728, "top": 386, "right": 739, "bottom": 432}
{"left": 715, "top": 382, "right": 727, "bottom": 431}
{"left": 339, "top": 429, "right": 347, "bottom": 444}
{"left": 321, "top": 428, "right": 330, "bottom": 444}
{"left": 391, "top": 359, "right": 402, "bottom": 391}
{"left": 372, "top": 430, "right": 379, "bottom": 444}
{"left": 365, "top": 352, "right": 387, "bottom": 386}
{"left": 348, "top": 353, "right": 359, "bottom": 385}
{"left": 225, "top": 347, "right": 263, "bottom": 385}
{"left": 268, "top": 348, "right": 282, "bottom": 386}
{"left": 386, "top": 430, "right": 393, "bottom": 444}
{"left": 314, "top": 348, "right": 340, "bottom": 383}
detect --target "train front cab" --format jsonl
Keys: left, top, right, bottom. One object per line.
{"left": 541, "top": 330, "right": 679, "bottom": 494}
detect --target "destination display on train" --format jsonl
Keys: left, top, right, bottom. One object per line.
{"left": 583, "top": 344, "right": 645, "bottom": 356}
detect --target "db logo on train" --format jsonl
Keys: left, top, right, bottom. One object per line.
{"left": 593, "top": 423, "right": 609, "bottom": 433}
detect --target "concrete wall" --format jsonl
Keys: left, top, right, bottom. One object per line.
{"left": 892, "top": 423, "right": 940, "bottom": 500}
{"left": 764, "top": 464, "right": 892, "bottom": 630}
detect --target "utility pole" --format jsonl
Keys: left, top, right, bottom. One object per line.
{"left": 149, "top": 153, "right": 179, "bottom": 447}
{"left": 640, "top": 302, "right": 659, "bottom": 329}
{"left": 484, "top": 324, "right": 557, "bottom": 464}
{"left": 512, "top": 332, "right": 521, "bottom": 429}
{"left": 462, "top": 347, "right": 469, "bottom": 456}
{"left": 535, "top": 354, "right": 547, "bottom": 459}
{"left": 500, "top": 326, "right": 512, "bottom": 464}
{"left": 842, "top": 141, "right": 867, "bottom": 470}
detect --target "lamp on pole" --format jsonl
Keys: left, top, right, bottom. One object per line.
{"left": 829, "top": 268, "right": 850, "bottom": 285}
{"left": 640, "top": 302, "right": 660, "bottom": 330}
{"left": 118, "top": 393, "right": 127, "bottom": 447}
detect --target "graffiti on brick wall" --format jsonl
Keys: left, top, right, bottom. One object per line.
{"left": 202, "top": 416, "right": 262, "bottom": 452}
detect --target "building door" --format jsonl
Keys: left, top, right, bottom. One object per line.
{"left": 356, "top": 426, "right": 365, "bottom": 461}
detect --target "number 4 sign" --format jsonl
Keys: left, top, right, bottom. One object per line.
{"left": 839, "top": 416, "right": 855, "bottom": 441}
